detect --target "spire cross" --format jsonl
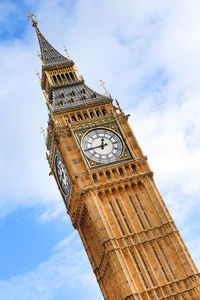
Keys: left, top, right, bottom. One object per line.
{"left": 27, "top": 9, "right": 38, "bottom": 27}
{"left": 100, "top": 80, "right": 111, "bottom": 97}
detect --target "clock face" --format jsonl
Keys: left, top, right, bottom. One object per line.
{"left": 82, "top": 128, "right": 123, "bottom": 163}
{"left": 55, "top": 155, "right": 70, "bottom": 196}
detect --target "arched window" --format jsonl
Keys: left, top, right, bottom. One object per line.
{"left": 84, "top": 112, "right": 89, "bottom": 119}
{"left": 57, "top": 75, "right": 62, "bottom": 84}
{"left": 90, "top": 111, "right": 95, "bottom": 118}
{"left": 70, "top": 72, "right": 75, "bottom": 81}
{"left": 131, "top": 165, "right": 136, "bottom": 173}
{"left": 78, "top": 114, "right": 83, "bottom": 120}
{"left": 92, "top": 174, "right": 98, "bottom": 182}
{"left": 96, "top": 110, "right": 100, "bottom": 117}
{"left": 119, "top": 168, "right": 124, "bottom": 176}
{"left": 65, "top": 73, "right": 71, "bottom": 82}
{"left": 102, "top": 109, "right": 107, "bottom": 115}
{"left": 61, "top": 74, "right": 66, "bottom": 82}
{"left": 71, "top": 115, "right": 77, "bottom": 122}
{"left": 105, "top": 171, "right": 111, "bottom": 179}
{"left": 53, "top": 75, "right": 57, "bottom": 84}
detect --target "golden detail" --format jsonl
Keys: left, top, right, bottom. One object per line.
{"left": 100, "top": 80, "right": 111, "bottom": 97}
{"left": 64, "top": 47, "right": 72, "bottom": 59}
{"left": 115, "top": 99, "right": 123, "bottom": 114}
{"left": 80, "top": 126, "right": 126, "bottom": 166}
{"left": 40, "top": 127, "right": 46, "bottom": 142}
{"left": 27, "top": 9, "right": 38, "bottom": 27}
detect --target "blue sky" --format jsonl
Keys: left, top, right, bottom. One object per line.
{"left": 0, "top": 0, "right": 200, "bottom": 299}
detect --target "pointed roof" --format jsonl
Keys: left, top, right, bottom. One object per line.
{"left": 28, "top": 9, "right": 72, "bottom": 69}
{"left": 35, "top": 26, "right": 72, "bottom": 69}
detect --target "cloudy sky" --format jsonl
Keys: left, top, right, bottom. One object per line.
{"left": 0, "top": 0, "right": 200, "bottom": 299}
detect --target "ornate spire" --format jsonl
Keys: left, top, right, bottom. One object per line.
{"left": 28, "top": 9, "right": 71, "bottom": 69}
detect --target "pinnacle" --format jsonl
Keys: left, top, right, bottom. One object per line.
{"left": 35, "top": 26, "right": 71, "bottom": 68}
{"left": 28, "top": 9, "right": 71, "bottom": 69}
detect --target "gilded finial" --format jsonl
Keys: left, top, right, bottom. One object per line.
{"left": 36, "top": 70, "right": 41, "bottom": 83}
{"left": 64, "top": 47, "right": 82, "bottom": 80}
{"left": 27, "top": 9, "right": 38, "bottom": 27}
{"left": 37, "top": 51, "right": 42, "bottom": 61}
{"left": 64, "top": 47, "right": 72, "bottom": 60}
{"left": 115, "top": 99, "right": 123, "bottom": 114}
{"left": 40, "top": 126, "right": 46, "bottom": 142}
{"left": 100, "top": 80, "right": 111, "bottom": 97}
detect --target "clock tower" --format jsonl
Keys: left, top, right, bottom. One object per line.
{"left": 29, "top": 11, "right": 200, "bottom": 300}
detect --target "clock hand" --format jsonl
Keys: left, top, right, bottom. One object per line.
{"left": 101, "top": 138, "right": 104, "bottom": 149}
{"left": 85, "top": 143, "right": 108, "bottom": 151}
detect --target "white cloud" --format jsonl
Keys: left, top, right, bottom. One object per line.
{"left": 0, "top": 233, "right": 102, "bottom": 300}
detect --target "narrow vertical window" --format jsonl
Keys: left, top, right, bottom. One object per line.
{"left": 84, "top": 113, "right": 88, "bottom": 119}
{"left": 70, "top": 90, "right": 75, "bottom": 96}
{"left": 129, "top": 196, "right": 145, "bottom": 230}
{"left": 57, "top": 74, "right": 62, "bottom": 84}
{"left": 102, "top": 109, "right": 107, "bottom": 115}
{"left": 96, "top": 110, "right": 100, "bottom": 117}
{"left": 131, "top": 164, "right": 137, "bottom": 173}
{"left": 132, "top": 255, "right": 148, "bottom": 289}
{"left": 105, "top": 171, "right": 111, "bottom": 179}
{"left": 60, "top": 92, "right": 65, "bottom": 99}
{"left": 71, "top": 115, "right": 76, "bottom": 122}
{"left": 53, "top": 75, "right": 57, "bottom": 84}
{"left": 92, "top": 174, "right": 98, "bottom": 182}
{"left": 119, "top": 168, "right": 124, "bottom": 176}
{"left": 77, "top": 114, "right": 83, "bottom": 120}
{"left": 70, "top": 72, "right": 75, "bottom": 80}
{"left": 116, "top": 199, "right": 132, "bottom": 233}
{"left": 160, "top": 246, "right": 176, "bottom": 280}
{"left": 153, "top": 247, "right": 169, "bottom": 282}
{"left": 65, "top": 73, "right": 71, "bottom": 82}
{"left": 90, "top": 111, "right": 95, "bottom": 118}
{"left": 61, "top": 74, "right": 66, "bottom": 82}
{"left": 136, "top": 194, "right": 152, "bottom": 228}
{"left": 110, "top": 201, "right": 125, "bottom": 235}
{"left": 139, "top": 251, "right": 155, "bottom": 286}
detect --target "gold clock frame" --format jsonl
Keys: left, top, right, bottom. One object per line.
{"left": 74, "top": 122, "right": 133, "bottom": 169}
